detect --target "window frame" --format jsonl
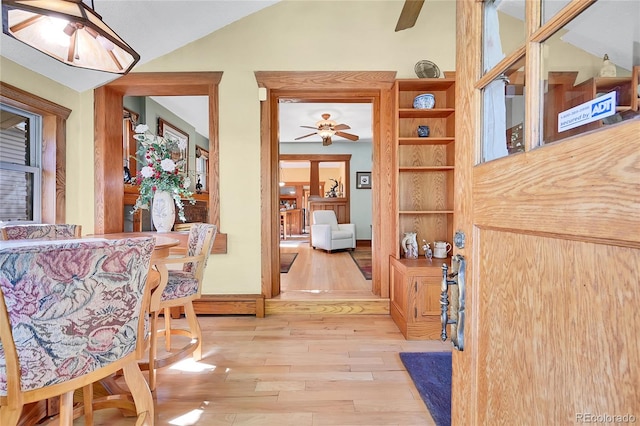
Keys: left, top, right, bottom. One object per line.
{"left": 0, "top": 103, "right": 43, "bottom": 223}
{"left": 0, "top": 82, "right": 71, "bottom": 224}
{"left": 476, "top": 0, "right": 600, "bottom": 162}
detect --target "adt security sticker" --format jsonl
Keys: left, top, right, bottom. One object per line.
{"left": 558, "top": 91, "right": 617, "bottom": 133}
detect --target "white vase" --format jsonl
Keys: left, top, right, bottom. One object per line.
{"left": 151, "top": 190, "right": 175, "bottom": 232}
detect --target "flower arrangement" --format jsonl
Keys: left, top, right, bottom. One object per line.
{"left": 131, "top": 124, "right": 195, "bottom": 222}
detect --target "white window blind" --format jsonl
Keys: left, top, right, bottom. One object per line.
{"left": 0, "top": 104, "right": 41, "bottom": 223}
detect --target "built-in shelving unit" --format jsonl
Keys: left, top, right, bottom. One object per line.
{"left": 390, "top": 76, "right": 456, "bottom": 340}
{"left": 394, "top": 77, "right": 456, "bottom": 256}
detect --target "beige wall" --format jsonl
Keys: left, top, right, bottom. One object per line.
{"left": 1, "top": 1, "right": 457, "bottom": 294}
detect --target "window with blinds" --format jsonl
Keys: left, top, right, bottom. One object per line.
{"left": 0, "top": 104, "right": 41, "bottom": 223}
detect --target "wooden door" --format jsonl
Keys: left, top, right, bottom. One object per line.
{"left": 453, "top": 1, "right": 640, "bottom": 424}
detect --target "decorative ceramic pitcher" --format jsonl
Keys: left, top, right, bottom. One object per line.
{"left": 401, "top": 232, "right": 419, "bottom": 259}
{"left": 433, "top": 241, "right": 452, "bottom": 258}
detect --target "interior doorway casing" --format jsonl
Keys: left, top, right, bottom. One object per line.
{"left": 93, "top": 72, "right": 222, "bottom": 234}
{"left": 255, "top": 71, "right": 397, "bottom": 299}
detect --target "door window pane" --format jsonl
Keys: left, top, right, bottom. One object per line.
{"left": 483, "top": 0, "right": 526, "bottom": 74}
{"left": 481, "top": 56, "right": 527, "bottom": 162}
{"left": 541, "top": 0, "right": 639, "bottom": 145}
{"left": 542, "top": 0, "right": 572, "bottom": 24}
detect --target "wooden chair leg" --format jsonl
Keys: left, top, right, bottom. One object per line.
{"left": 183, "top": 301, "right": 202, "bottom": 361}
{"left": 122, "top": 362, "right": 154, "bottom": 426}
{"left": 0, "top": 405, "right": 23, "bottom": 426}
{"left": 58, "top": 390, "right": 75, "bottom": 425}
{"left": 164, "top": 307, "right": 171, "bottom": 351}
{"left": 82, "top": 384, "right": 94, "bottom": 426}
{"left": 148, "top": 310, "right": 158, "bottom": 391}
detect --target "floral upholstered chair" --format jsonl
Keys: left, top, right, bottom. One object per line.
{"left": 0, "top": 224, "right": 82, "bottom": 240}
{"left": 144, "top": 223, "right": 217, "bottom": 391}
{"left": 0, "top": 237, "right": 155, "bottom": 425}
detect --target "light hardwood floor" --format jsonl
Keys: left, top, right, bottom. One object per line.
{"left": 73, "top": 236, "right": 447, "bottom": 425}
{"left": 77, "top": 315, "right": 450, "bottom": 426}
{"left": 278, "top": 235, "right": 375, "bottom": 300}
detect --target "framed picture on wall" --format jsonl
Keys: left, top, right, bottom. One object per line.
{"left": 158, "top": 118, "right": 189, "bottom": 174}
{"left": 356, "top": 171, "right": 372, "bottom": 189}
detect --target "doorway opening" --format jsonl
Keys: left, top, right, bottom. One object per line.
{"left": 278, "top": 101, "right": 372, "bottom": 299}
{"left": 256, "top": 70, "right": 397, "bottom": 300}
{"left": 277, "top": 150, "right": 371, "bottom": 299}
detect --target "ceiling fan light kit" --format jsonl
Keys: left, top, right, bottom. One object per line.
{"left": 295, "top": 113, "right": 359, "bottom": 146}
{"left": 2, "top": 0, "right": 140, "bottom": 74}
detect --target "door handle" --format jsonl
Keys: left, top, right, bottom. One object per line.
{"left": 440, "top": 254, "right": 466, "bottom": 351}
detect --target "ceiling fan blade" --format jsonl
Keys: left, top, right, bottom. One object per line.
{"left": 334, "top": 124, "right": 351, "bottom": 131}
{"left": 300, "top": 125, "right": 317, "bottom": 130}
{"left": 294, "top": 132, "right": 317, "bottom": 141}
{"left": 335, "top": 131, "right": 359, "bottom": 141}
{"left": 395, "top": 0, "right": 425, "bottom": 32}
{"left": 322, "top": 137, "right": 332, "bottom": 146}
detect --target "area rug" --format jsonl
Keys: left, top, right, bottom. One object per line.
{"left": 280, "top": 252, "right": 298, "bottom": 273}
{"left": 349, "top": 249, "right": 372, "bottom": 280}
{"left": 399, "top": 352, "right": 452, "bottom": 426}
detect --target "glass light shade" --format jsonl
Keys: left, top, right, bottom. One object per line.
{"left": 318, "top": 128, "right": 335, "bottom": 138}
{"left": 2, "top": 0, "right": 140, "bottom": 74}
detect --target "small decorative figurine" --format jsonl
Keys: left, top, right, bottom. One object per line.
{"left": 401, "top": 232, "right": 419, "bottom": 259}
{"left": 599, "top": 54, "right": 616, "bottom": 77}
{"left": 422, "top": 240, "right": 433, "bottom": 260}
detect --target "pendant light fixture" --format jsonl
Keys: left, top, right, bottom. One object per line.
{"left": 2, "top": 0, "right": 140, "bottom": 74}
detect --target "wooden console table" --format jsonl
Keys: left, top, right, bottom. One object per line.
{"left": 280, "top": 208, "right": 302, "bottom": 239}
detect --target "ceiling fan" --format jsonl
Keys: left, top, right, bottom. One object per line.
{"left": 395, "top": 0, "right": 425, "bottom": 32}
{"left": 295, "top": 113, "right": 359, "bottom": 146}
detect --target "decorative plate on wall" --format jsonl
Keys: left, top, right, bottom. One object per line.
{"left": 414, "top": 60, "right": 441, "bottom": 78}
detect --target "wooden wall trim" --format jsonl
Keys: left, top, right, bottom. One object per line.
{"left": 0, "top": 82, "right": 71, "bottom": 224}
{"left": 0, "top": 83, "right": 72, "bottom": 119}
{"left": 255, "top": 71, "right": 397, "bottom": 90}
{"left": 255, "top": 70, "right": 397, "bottom": 299}
{"left": 192, "top": 294, "right": 265, "bottom": 318}
{"left": 453, "top": 1, "right": 482, "bottom": 425}
{"left": 376, "top": 87, "right": 396, "bottom": 298}
{"left": 280, "top": 154, "right": 352, "bottom": 162}
{"left": 100, "top": 72, "right": 223, "bottom": 95}
{"left": 93, "top": 72, "right": 223, "bottom": 234}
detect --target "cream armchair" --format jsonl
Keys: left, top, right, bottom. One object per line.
{"left": 311, "top": 210, "right": 356, "bottom": 253}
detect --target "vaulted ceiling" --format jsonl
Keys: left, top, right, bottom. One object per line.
{"left": 2, "top": 1, "right": 637, "bottom": 142}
